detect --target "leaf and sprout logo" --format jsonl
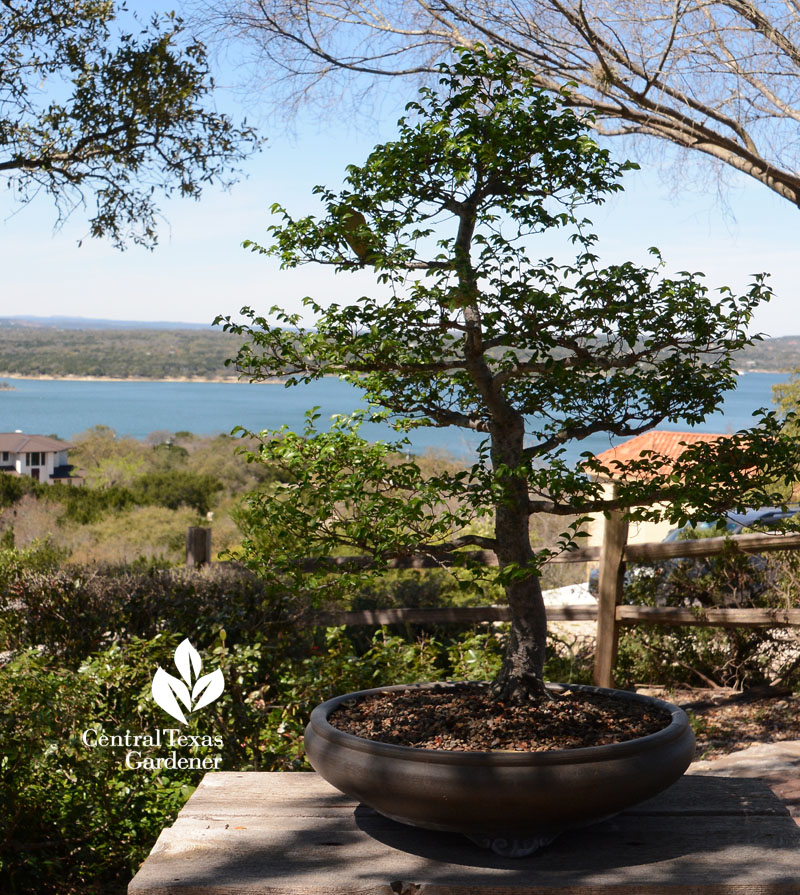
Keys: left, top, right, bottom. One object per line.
{"left": 152, "top": 638, "right": 225, "bottom": 725}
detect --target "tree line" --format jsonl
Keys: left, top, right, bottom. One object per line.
{"left": 0, "top": 325, "right": 244, "bottom": 380}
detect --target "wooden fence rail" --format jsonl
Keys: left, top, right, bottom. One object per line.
{"left": 308, "top": 604, "right": 800, "bottom": 629}
{"left": 592, "top": 527, "right": 800, "bottom": 687}
{"left": 188, "top": 526, "right": 800, "bottom": 688}
{"left": 295, "top": 531, "right": 800, "bottom": 571}
{"left": 614, "top": 606, "right": 800, "bottom": 628}
{"left": 309, "top": 604, "right": 599, "bottom": 627}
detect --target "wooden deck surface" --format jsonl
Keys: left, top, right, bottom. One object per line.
{"left": 128, "top": 771, "right": 800, "bottom": 894}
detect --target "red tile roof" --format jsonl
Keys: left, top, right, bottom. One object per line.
{"left": 593, "top": 431, "right": 729, "bottom": 479}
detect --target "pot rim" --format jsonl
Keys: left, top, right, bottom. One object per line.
{"left": 308, "top": 681, "right": 692, "bottom": 767}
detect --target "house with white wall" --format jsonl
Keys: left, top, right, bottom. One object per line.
{"left": 586, "top": 431, "right": 729, "bottom": 547}
{"left": 0, "top": 432, "right": 80, "bottom": 484}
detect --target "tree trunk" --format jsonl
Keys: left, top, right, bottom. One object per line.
{"left": 492, "top": 573, "right": 549, "bottom": 703}
{"left": 488, "top": 416, "right": 550, "bottom": 703}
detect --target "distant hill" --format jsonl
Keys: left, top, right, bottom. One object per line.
{"left": 0, "top": 321, "right": 242, "bottom": 380}
{"left": 0, "top": 320, "right": 798, "bottom": 380}
{"left": 736, "top": 335, "right": 800, "bottom": 373}
{"left": 0, "top": 315, "right": 211, "bottom": 330}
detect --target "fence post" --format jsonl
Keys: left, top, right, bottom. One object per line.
{"left": 186, "top": 527, "right": 212, "bottom": 567}
{"left": 593, "top": 495, "right": 629, "bottom": 688}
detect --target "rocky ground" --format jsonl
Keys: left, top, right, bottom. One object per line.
{"left": 639, "top": 686, "right": 800, "bottom": 760}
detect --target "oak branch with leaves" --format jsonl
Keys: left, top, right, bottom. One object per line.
{"left": 0, "top": 0, "right": 259, "bottom": 248}
{"left": 218, "top": 49, "right": 800, "bottom": 702}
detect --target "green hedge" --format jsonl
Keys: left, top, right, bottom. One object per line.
{"left": 0, "top": 557, "right": 529, "bottom": 894}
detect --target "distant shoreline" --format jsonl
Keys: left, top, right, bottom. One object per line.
{"left": 0, "top": 373, "right": 291, "bottom": 385}
{"left": 0, "top": 369, "right": 791, "bottom": 383}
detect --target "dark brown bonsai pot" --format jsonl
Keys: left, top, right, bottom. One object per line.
{"left": 304, "top": 681, "right": 695, "bottom": 856}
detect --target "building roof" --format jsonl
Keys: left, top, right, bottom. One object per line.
{"left": 0, "top": 433, "right": 73, "bottom": 452}
{"left": 592, "top": 431, "right": 728, "bottom": 479}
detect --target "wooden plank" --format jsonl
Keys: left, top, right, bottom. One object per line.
{"left": 309, "top": 605, "right": 598, "bottom": 627}
{"left": 548, "top": 546, "right": 601, "bottom": 563}
{"left": 308, "top": 603, "right": 800, "bottom": 631}
{"left": 131, "top": 817, "right": 800, "bottom": 894}
{"left": 186, "top": 527, "right": 212, "bottom": 566}
{"left": 290, "top": 532, "right": 800, "bottom": 574}
{"left": 170, "top": 773, "right": 794, "bottom": 820}
{"left": 616, "top": 606, "right": 800, "bottom": 628}
{"left": 310, "top": 606, "right": 512, "bottom": 626}
{"left": 593, "top": 501, "right": 628, "bottom": 688}
{"left": 299, "top": 549, "right": 597, "bottom": 570}
{"left": 298, "top": 551, "right": 500, "bottom": 572}
{"left": 218, "top": 531, "right": 800, "bottom": 577}
{"left": 624, "top": 531, "right": 800, "bottom": 562}
{"left": 298, "top": 549, "right": 601, "bottom": 571}
{"left": 543, "top": 605, "right": 597, "bottom": 622}
{"left": 301, "top": 534, "right": 800, "bottom": 572}
{"left": 546, "top": 531, "right": 800, "bottom": 565}
{"left": 309, "top": 604, "right": 800, "bottom": 631}
{"left": 128, "top": 772, "right": 800, "bottom": 895}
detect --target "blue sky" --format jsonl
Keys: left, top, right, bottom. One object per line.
{"left": 1, "top": 9, "right": 798, "bottom": 337}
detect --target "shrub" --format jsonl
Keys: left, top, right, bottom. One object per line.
{"left": 131, "top": 470, "right": 223, "bottom": 515}
{"left": 0, "top": 613, "right": 565, "bottom": 894}
{"left": 0, "top": 641, "right": 194, "bottom": 894}
{"left": 0, "top": 475, "right": 40, "bottom": 509}
{"left": 0, "top": 563, "right": 294, "bottom": 663}
{"left": 45, "top": 482, "right": 138, "bottom": 524}
{"left": 0, "top": 549, "right": 593, "bottom": 893}
{"left": 67, "top": 504, "right": 198, "bottom": 566}
{"left": 0, "top": 538, "right": 68, "bottom": 590}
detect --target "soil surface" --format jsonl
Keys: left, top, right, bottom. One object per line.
{"left": 329, "top": 683, "right": 672, "bottom": 751}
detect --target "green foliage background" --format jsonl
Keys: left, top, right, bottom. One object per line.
{"left": 0, "top": 552, "right": 528, "bottom": 894}
{"left": 615, "top": 544, "right": 800, "bottom": 691}
{"left": 0, "top": 426, "right": 285, "bottom": 566}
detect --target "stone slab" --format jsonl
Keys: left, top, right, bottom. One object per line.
{"left": 689, "top": 741, "right": 800, "bottom": 822}
{"left": 129, "top": 772, "right": 800, "bottom": 895}
{"left": 690, "top": 742, "right": 800, "bottom": 780}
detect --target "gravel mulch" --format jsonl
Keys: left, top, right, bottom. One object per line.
{"left": 329, "top": 683, "right": 672, "bottom": 752}
{"left": 640, "top": 686, "right": 800, "bottom": 761}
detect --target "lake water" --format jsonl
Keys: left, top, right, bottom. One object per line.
{"left": 0, "top": 373, "right": 790, "bottom": 464}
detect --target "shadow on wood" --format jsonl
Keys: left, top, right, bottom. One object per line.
{"left": 128, "top": 772, "right": 800, "bottom": 894}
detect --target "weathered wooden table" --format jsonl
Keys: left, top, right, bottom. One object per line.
{"left": 128, "top": 771, "right": 800, "bottom": 894}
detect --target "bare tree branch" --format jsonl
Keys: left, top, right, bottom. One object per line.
{"left": 198, "top": 0, "right": 800, "bottom": 206}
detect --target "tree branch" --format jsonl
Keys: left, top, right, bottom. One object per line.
{"left": 203, "top": 0, "right": 800, "bottom": 207}
{"left": 523, "top": 416, "right": 666, "bottom": 457}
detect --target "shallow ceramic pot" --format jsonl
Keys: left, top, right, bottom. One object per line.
{"left": 304, "top": 681, "right": 695, "bottom": 855}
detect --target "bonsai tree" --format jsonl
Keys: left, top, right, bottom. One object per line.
{"left": 218, "top": 48, "right": 800, "bottom": 702}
